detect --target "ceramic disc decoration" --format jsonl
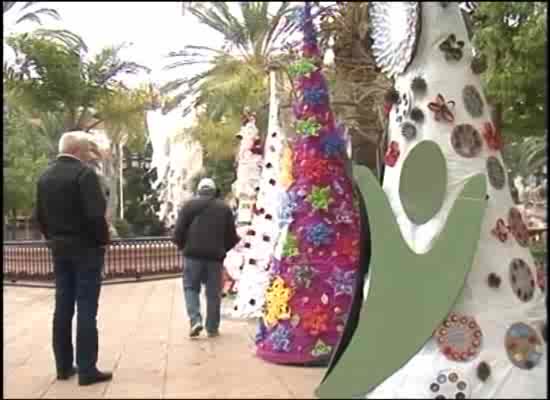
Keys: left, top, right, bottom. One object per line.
{"left": 505, "top": 322, "right": 544, "bottom": 369}
{"left": 462, "top": 84, "right": 484, "bottom": 118}
{"left": 368, "top": 2, "right": 421, "bottom": 78}
{"left": 435, "top": 313, "right": 482, "bottom": 362}
{"left": 507, "top": 207, "right": 530, "bottom": 247}
{"left": 486, "top": 156, "right": 505, "bottom": 190}
{"left": 399, "top": 141, "right": 447, "bottom": 225}
{"left": 401, "top": 121, "right": 417, "bottom": 140}
{"left": 451, "top": 124, "right": 483, "bottom": 158}
{"left": 509, "top": 258, "right": 535, "bottom": 302}
{"left": 428, "top": 370, "right": 471, "bottom": 399}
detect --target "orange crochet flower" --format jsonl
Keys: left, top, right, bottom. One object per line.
{"left": 302, "top": 305, "right": 330, "bottom": 336}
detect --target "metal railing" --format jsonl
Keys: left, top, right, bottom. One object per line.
{"left": 3, "top": 237, "right": 183, "bottom": 283}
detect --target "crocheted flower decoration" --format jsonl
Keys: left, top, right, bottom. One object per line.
{"left": 268, "top": 324, "right": 292, "bottom": 352}
{"left": 303, "top": 86, "right": 328, "bottom": 106}
{"left": 263, "top": 276, "right": 293, "bottom": 328}
{"left": 306, "top": 222, "right": 333, "bottom": 247}
{"left": 327, "top": 267, "right": 357, "bottom": 297}
{"left": 292, "top": 265, "right": 317, "bottom": 289}
{"left": 384, "top": 141, "right": 400, "bottom": 167}
{"left": 335, "top": 236, "right": 360, "bottom": 259}
{"left": 278, "top": 191, "right": 300, "bottom": 228}
{"left": 301, "top": 158, "right": 331, "bottom": 183}
{"left": 302, "top": 305, "right": 330, "bottom": 336}
{"left": 307, "top": 185, "right": 333, "bottom": 211}
{"left": 288, "top": 58, "right": 318, "bottom": 79}
{"left": 321, "top": 133, "right": 346, "bottom": 158}
{"left": 482, "top": 121, "right": 503, "bottom": 151}
{"left": 255, "top": 318, "right": 268, "bottom": 344}
{"left": 282, "top": 232, "right": 300, "bottom": 258}
{"left": 296, "top": 118, "right": 322, "bottom": 137}
{"left": 311, "top": 338, "right": 333, "bottom": 358}
{"left": 279, "top": 146, "right": 294, "bottom": 189}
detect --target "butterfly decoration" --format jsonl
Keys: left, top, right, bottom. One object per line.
{"left": 311, "top": 338, "right": 333, "bottom": 358}
{"left": 384, "top": 141, "right": 401, "bottom": 167}
{"left": 428, "top": 93, "right": 456, "bottom": 123}
{"left": 490, "top": 218, "right": 509, "bottom": 242}
{"left": 482, "top": 121, "right": 503, "bottom": 151}
{"left": 439, "top": 34, "right": 465, "bottom": 62}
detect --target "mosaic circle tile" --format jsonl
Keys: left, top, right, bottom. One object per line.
{"left": 505, "top": 322, "right": 544, "bottom": 369}
{"left": 451, "top": 124, "right": 483, "bottom": 158}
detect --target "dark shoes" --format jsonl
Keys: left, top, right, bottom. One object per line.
{"left": 57, "top": 366, "right": 77, "bottom": 380}
{"left": 189, "top": 322, "right": 203, "bottom": 338}
{"left": 207, "top": 330, "right": 219, "bottom": 338}
{"left": 78, "top": 370, "right": 113, "bottom": 386}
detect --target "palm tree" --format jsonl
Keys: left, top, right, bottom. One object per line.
{"left": 3, "top": 2, "right": 60, "bottom": 26}
{"left": 162, "top": 2, "right": 300, "bottom": 123}
{"left": 518, "top": 136, "right": 547, "bottom": 178}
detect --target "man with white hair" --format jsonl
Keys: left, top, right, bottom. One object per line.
{"left": 172, "top": 177, "right": 240, "bottom": 338}
{"left": 34, "top": 131, "right": 112, "bottom": 386}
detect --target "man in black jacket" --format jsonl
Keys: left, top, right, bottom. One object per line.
{"left": 173, "top": 178, "right": 239, "bottom": 338}
{"left": 34, "top": 131, "right": 112, "bottom": 386}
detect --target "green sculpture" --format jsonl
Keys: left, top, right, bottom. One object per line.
{"left": 315, "top": 165, "right": 487, "bottom": 398}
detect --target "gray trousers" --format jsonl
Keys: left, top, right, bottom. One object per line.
{"left": 182, "top": 257, "right": 223, "bottom": 333}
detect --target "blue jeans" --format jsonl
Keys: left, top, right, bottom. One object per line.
{"left": 183, "top": 257, "right": 223, "bottom": 333}
{"left": 52, "top": 247, "right": 104, "bottom": 375}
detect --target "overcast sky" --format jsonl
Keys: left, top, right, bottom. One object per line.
{"left": 4, "top": 2, "right": 228, "bottom": 88}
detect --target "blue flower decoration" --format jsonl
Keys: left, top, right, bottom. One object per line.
{"left": 303, "top": 87, "right": 328, "bottom": 106}
{"left": 327, "top": 267, "right": 357, "bottom": 297}
{"left": 269, "top": 324, "right": 292, "bottom": 352}
{"left": 306, "top": 222, "right": 333, "bottom": 247}
{"left": 278, "top": 191, "right": 300, "bottom": 228}
{"left": 321, "top": 134, "right": 346, "bottom": 158}
{"left": 256, "top": 318, "right": 268, "bottom": 344}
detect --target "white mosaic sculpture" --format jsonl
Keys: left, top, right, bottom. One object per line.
{"left": 367, "top": 2, "right": 546, "bottom": 398}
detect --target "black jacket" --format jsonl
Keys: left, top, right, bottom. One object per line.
{"left": 34, "top": 156, "right": 110, "bottom": 254}
{"left": 172, "top": 194, "right": 239, "bottom": 261}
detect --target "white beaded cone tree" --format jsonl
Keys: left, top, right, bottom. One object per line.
{"left": 230, "top": 69, "right": 288, "bottom": 318}
{"left": 366, "top": 2, "right": 546, "bottom": 398}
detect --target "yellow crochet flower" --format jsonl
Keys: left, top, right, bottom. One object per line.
{"left": 263, "top": 276, "right": 293, "bottom": 328}
{"left": 280, "top": 146, "right": 294, "bottom": 190}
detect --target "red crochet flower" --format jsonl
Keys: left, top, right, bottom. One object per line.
{"left": 250, "top": 138, "right": 263, "bottom": 155}
{"left": 302, "top": 305, "right": 330, "bottom": 336}
{"left": 335, "top": 237, "right": 359, "bottom": 258}
{"left": 482, "top": 122, "right": 503, "bottom": 151}
{"left": 302, "top": 159, "right": 331, "bottom": 183}
{"left": 384, "top": 141, "right": 400, "bottom": 167}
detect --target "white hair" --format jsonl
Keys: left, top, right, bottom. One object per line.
{"left": 58, "top": 131, "right": 93, "bottom": 155}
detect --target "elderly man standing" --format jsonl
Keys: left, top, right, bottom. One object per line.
{"left": 34, "top": 131, "right": 112, "bottom": 386}
{"left": 173, "top": 178, "right": 239, "bottom": 338}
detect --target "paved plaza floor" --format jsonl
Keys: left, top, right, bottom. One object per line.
{"left": 3, "top": 278, "right": 324, "bottom": 399}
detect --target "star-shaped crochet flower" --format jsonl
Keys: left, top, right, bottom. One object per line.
{"left": 292, "top": 265, "right": 317, "bottom": 289}
{"left": 327, "top": 267, "right": 357, "bottom": 297}
{"left": 307, "top": 185, "right": 333, "bottom": 211}
{"left": 306, "top": 222, "right": 333, "bottom": 247}
{"left": 282, "top": 232, "right": 300, "bottom": 258}
{"left": 296, "top": 118, "right": 322, "bottom": 137}
{"left": 311, "top": 338, "right": 333, "bottom": 358}
{"left": 288, "top": 58, "right": 318, "bottom": 79}
{"left": 268, "top": 324, "right": 292, "bottom": 352}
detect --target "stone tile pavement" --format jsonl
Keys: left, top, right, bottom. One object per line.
{"left": 3, "top": 278, "right": 324, "bottom": 399}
